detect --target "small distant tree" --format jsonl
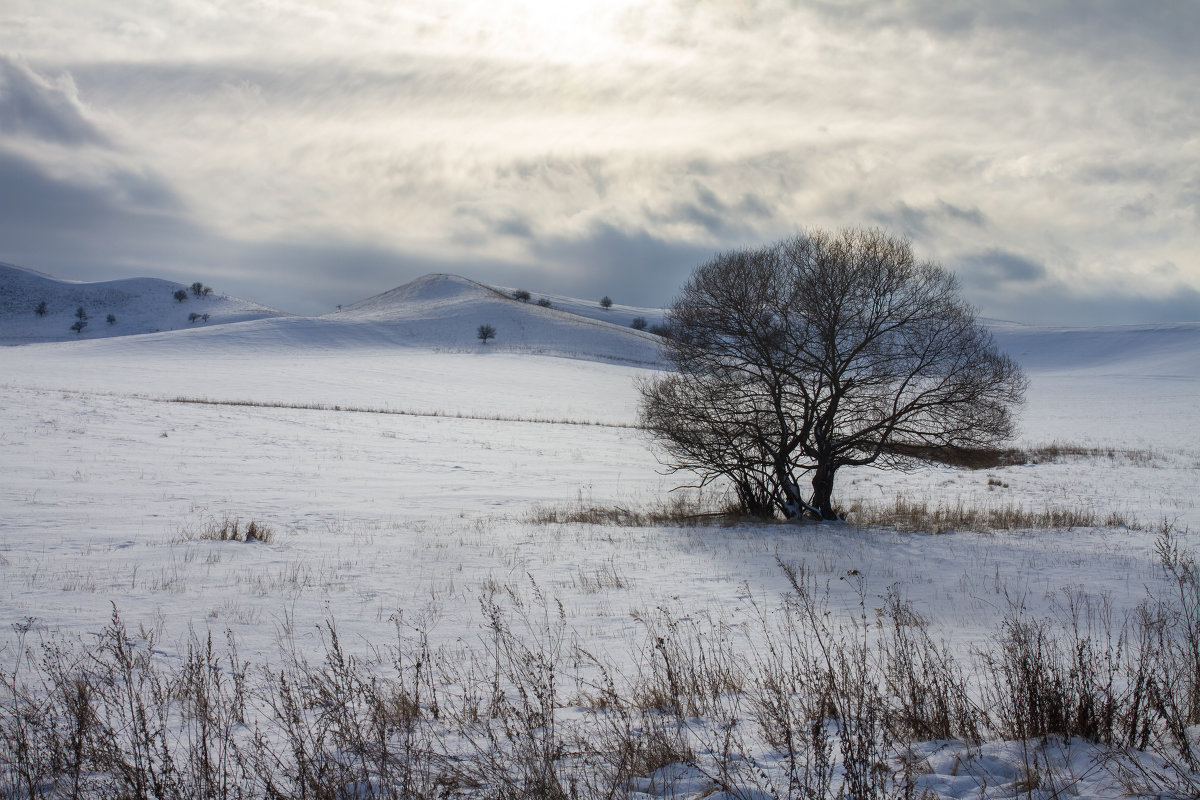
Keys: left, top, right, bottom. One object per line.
{"left": 477, "top": 324, "right": 496, "bottom": 344}
{"left": 75, "top": 306, "right": 87, "bottom": 321}
{"left": 600, "top": 295, "right": 613, "bottom": 309}
{"left": 536, "top": 297, "right": 552, "bottom": 308}
{"left": 191, "top": 281, "right": 204, "bottom": 297}
{"left": 648, "top": 323, "right": 673, "bottom": 339}
{"left": 202, "top": 313, "right": 210, "bottom": 322}
{"left": 106, "top": 313, "right": 116, "bottom": 325}
{"left": 631, "top": 316, "right": 648, "bottom": 330}
{"left": 173, "top": 289, "right": 188, "bottom": 303}
{"left": 188, "top": 312, "right": 201, "bottom": 323}
{"left": 70, "top": 319, "right": 87, "bottom": 336}
{"left": 513, "top": 289, "right": 531, "bottom": 302}
{"left": 35, "top": 301, "right": 48, "bottom": 317}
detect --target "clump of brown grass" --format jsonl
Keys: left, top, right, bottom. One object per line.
{"left": 888, "top": 441, "right": 1161, "bottom": 469}
{"left": 525, "top": 493, "right": 743, "bottom": 527}
{"left": 191, "top": 516, "right": 275, "bottom": 543}
{"left": 846, "top": 496, "right": 1139, "bottom": 534}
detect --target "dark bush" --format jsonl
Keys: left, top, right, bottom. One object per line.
{"left": 631, "top": 317, "right": 648, "bottom": 330}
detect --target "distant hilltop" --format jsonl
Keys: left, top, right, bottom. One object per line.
{"left": 0, "top": 262, "right": 287, "bottom": 345}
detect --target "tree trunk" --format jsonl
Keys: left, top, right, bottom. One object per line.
{"left": 810, "top": 463, "right": 839, "bottom": 520}
{"left": 774, "top": 458, "right": 804, "bottom": 519}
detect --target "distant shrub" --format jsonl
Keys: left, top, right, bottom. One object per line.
{"left": 191, "top": 281, "right": 213, "bottom": 297}
{"left": 600, "top": 295, "right": 613, "bottom": 309}
{"left": 202, "top": 313, "right": 210, "bottom": 322}
{"left": 75, "top": 306, "right": 87, "bottom": 321}
{"left": 34, "top": 301, "right": 47, "bottom": 317}
{"left": 106, "top": 314, "right": 116, "bottom": 325}
{"left": 631, "top": 316, "right": 648, "bottom": 330}
{"left": 536, "top": 297, "right": 552, "bottom": 308}
{"left": 188, "top": 312, "right": 201, "bottom": 323}
{"left": 197, "top": 517, "right": 275, "bottom": 543}
{"left": 70, "top": 319, "right": 87, "bottom": 335}
{"left": 648, "top": 323, "right": 673, "bottom": 339}
{"left": 477, "top": 323, "right": 496, "bottom": 344}
{"left": 513, "top": 289, "right": 531, "bottom": 302}
{"left": 173, "top": 289, "right": 188, "bottom": 303}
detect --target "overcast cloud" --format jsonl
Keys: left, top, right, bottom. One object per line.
{"left": 1, "top": 1, "right": 1197, "bottom": 322}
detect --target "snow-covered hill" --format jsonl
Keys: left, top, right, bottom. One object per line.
{"left": 2, "top": 266, "right": 1200, "bottom": 798}
{"left": 4, "top": 261, "right": 1199, "bottom": 382}
{"left": 988, "top": 318, "right": 1200, "bottom": 378}
{"left": 0, "top": 262, "right": 288, "bottom": 345}
{"left": 326, "top": 273, "right": 664, "bottom": 362}
{"left": 0, "top": 272, "right": 664, "bottom": 368}
{"left": 490, "top": 283, "right": 667, "bottom": 331}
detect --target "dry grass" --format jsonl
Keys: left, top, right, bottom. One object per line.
{"left": 845, "top": 496, "right": 1140, "bottom": 534}
{"left": 165, "top": 395, "right": 636, "bottom": 429}
{"left": 889, "top": 441, "right": 1161, "bottom": 469}
{"left": 3, "top": 526, "right": 1198, "bottom": 797}
{"left": 178, "top": 515, "right": 276, "bottom": 544}
{"left": 525, "top": 492, "right": 743, "bottom": 527}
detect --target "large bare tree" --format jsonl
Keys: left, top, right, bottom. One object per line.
{"left": 639, "top": 228, "right": 1027, "bottom": 520}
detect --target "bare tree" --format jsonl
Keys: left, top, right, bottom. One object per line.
{"left": 639, "top": 228, "right": 1027, "bottom": 520}
{"left": 477, "top": 324, "right": 496, "bottom": 344}
{"left": 173, "top": 289, "right": 188, "bottom": 303}
{"left": 600, "top": 295, "right": 613, "bottom": 309}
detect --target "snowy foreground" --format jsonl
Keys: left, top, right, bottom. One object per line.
{"left": 1, "top": 270, "right": 1199, "bottom": 798}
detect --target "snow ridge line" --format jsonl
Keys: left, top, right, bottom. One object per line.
{"left": 2, "top": 383, "right": 641, "bottom": 428}
{"left": 163, "top": 395, "right": 641, "bottom": 428}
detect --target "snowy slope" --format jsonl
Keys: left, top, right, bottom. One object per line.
{"left": 491, "top": 282, "right": 668, "bottom": 331}
{"left": 2, "top": 274, "right": 1200, "bottom": 797}
{"left": 328, "top": 272, "right": 665, "bottom": 362}
{"left": 989, "top": 318, "right": 1200, "bottom": 378}
{"left": 0, "top": 261, "right": 289, "bottom": 345}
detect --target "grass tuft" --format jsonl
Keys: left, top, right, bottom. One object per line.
{"left": 845, "top": 496, "right": 1140, "bottom": 534}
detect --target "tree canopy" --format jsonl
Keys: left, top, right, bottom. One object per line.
{"left": 639, "top": 228, "right": 1027, "bottom": 520}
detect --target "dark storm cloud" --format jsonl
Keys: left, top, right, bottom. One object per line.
{"left": 0, "top": 149, "right": 189, "bottom": 257}
{"left": 980, "top": 282, "right": 1200, "bottom": 327}
{"left": 870, "top": 201, "right": 988, "bottom": 239}
{"left": 811, "top": 0, "right": 1200, "bottom": 62}
{"left": 0, "top": 55, "right": 107, "bottom": 146}
{"left": 532, "top": 222, "right": 715, "bottom": 306}
{"left": 958, "top": 248, "right": 1047, "bottom": 290}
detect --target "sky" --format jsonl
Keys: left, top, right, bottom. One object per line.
{"left": 1, "top": 1, "right": 1198, "bottom": 324}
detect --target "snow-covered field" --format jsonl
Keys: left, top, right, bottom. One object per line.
{"left": 2, "top": 265, "right": 1199, "bottom": 798}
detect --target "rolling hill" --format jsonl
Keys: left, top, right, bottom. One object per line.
{"left": 0, "top": 261, "right": 288, "bottom": 344}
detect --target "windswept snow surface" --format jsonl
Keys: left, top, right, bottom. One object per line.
{"left": 0, "top": 261, "right": 288, "bottom": 344}
{"left": 1, "top": 270, "right": 1199, "bottom": 798}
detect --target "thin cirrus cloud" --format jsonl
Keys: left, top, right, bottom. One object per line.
{"left": 0, "top": 1, "right": 1197, "bottom": 322}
